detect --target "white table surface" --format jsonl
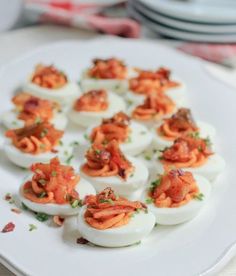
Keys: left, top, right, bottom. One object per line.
{"left": 0, "top": 24, "right": 235, "bottom": 276}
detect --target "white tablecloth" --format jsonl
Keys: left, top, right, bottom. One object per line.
{"left": 0, "top": 24, "right": 234, "bottom": 276}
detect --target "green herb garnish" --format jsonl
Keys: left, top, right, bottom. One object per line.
{"left": 99, "top": 198, "right": 114, "bottom": 205}
{"left": 36, "top": 213, "right": 49, "bottom": 222}
{"left": 66, "top": 155, "right": 74, "bottom": 165}
{"left": 145, "top": 155, "right": 151, "bottom": 161}
{"left": 29, "top": 224, "right": 37, "bottom": 231}
{"left": 21, "top": 202, "right": 29, "bottom": 210}
{"left": 70, "top": 199, "right": 83, "bottom": 208}
{"left": 145, "top": 198, "right": 154, "bottom": 204}
{"left": 38, "top": 192, "right": 46, "bottom": 198}
{"left": 194, "top": 193, "right": 204, "bottom": 201}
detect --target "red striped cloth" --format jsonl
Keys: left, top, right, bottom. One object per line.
{"left": 24, "top": 0, "right": 141, "bottom": 38}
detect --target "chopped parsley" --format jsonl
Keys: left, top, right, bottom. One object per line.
{"left": 66, "top": 155, "right": 74, "bottom": 165}
{"left": 83, "top": 133, "right": 89, "bottom": 141}
{"left": 40, "top": 128, "right": 48, "bottom": 138}
{"left": 29, "top": 224, "right": 37, "bottom": 232}
{"left": 99, "top": 198, "right": 114, "bottom": 205}
{"left": 145, "top": 198, "right": 154, "bottom": 204}
{"left": 36, "top": 213, "right": 49, "bottom": 222}
{"left": 149, "top": 178, "right": 162, "bottom": 192}
{"left": 126, "top": 136, "right": 132, "bottom": 143}
{"left": 204, "top": 136, "right": 212, "bottom": 147}
{"left": 59, "top": 140, "right": 64, "bottom": 146}
{"left": 38, "top": 179, "right": 46, "bottom": 185}
{"left": 194, "top": 193, "right": 204, "bottom": 201}
{"left": 51, "top": 171, "right": 57, "bottom": 177}
{"left": 38, "top": 192, "right": 46, "bottom": 198}
{"left": 70, "top": 141, "right": 79, "bottom": 147}
{"left": 95, "top": 149, "right": 101, "bottom": 155}
{"left": 70, "top": 199, "right": 83, "bottom": 208}
{"left": 144, "top": 155, "right": 151, "bottom": 161}
{"left": 21, "top": 202, "right": 29, "bottom": 210}
{"left": 35, "top": 117, "right": 42, "bottom": 124}
{"left": 189, "top": 131, "right": 200, "bottom": 139}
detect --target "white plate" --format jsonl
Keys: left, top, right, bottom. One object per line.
{"left": 134, "top": 0, "right": 236, "bottom": 34}
{"left": 128, "top": 5, "right": 236, "bottom": 42}
{"left": 0, "top": 38, "right": 235, "bottom": 276}
{"left": 138, "top": 0, "right": 236, "bottom": 23}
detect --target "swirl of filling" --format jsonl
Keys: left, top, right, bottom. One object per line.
{"left": 31, "top": 64, "right": 67, "bottom": 89}
{"left": 129, "top": 67, "right": 180, "bottom": 94}
{"left": 157, "top": 108, "right": 199, "bottom": 141}
{"left": 149, "top": 169, "right": 199, "bottom": 208}
{"left": 23, "top": 157, "right": 80, "bottom": 204}
{"left": 5, "top": 122, "right": 63, "bottom": 154}
{"left": 88, "top": 58, "right": 127, "bottom": 79}
{"left": 160, "top": 136, "right": 213, "bottom": 168}
{"left": 12, "top": 92, "right": 59, "bottom": 125}
{"left": 90, "top": 112, "right": 131, "bottom": 145}
{"left": 84, "top": 188, "right": 147, "bottom": 229}
{"left": 81, "top": 140, "right": 134, "bottom": 180}
{"left": 74, "top": 89, "right": 108, "bottom": 112}
{"left": 132, "top": 93, "right": 175, "bottom": 121}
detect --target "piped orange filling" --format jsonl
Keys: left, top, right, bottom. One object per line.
{"left": 74, "top": 89, "right": 108, "bottom": 112}
{"left": 5, "top": 122, "right": 63, "bottom": 154}
{"left": 84, "top": 188, "right": 147, "bottom": 229}
{"left": 132, "top": 93, "right": 175, "bottom": 121}
{"left": 161, "top": 136, "right": 213, "bottom": 169}
{"left": 149, "top": 170, "right": 199, "bottom": 208}
{"left": 157, "top": 108, "right": 199, "bottom": 141}
{"left": 82, "top": 140, "right": 134, "bottom": 180}
{"left": 88, "top": 58, "right": 127, "bottom": 79}
{"left": 31, "top": 64, "right": 67, "bottom": 89}
{"left": 23, "top": 157, "right": 80, "bottom": 204}
{"left": 90, "top": 112, "right": 130, "bottom": 145}
{"left": 12, "top": 92, "right": 59, "bottom": 125}
{"left": 129, "top": 67, "right": 180, "bottom": 94}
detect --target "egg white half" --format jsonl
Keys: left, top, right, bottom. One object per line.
{"left": 4, "top": 137, "right": 74, "bottom": 169}
{"left": 68, "top": 92, "right": 126, "bottom": 128}
{"left": 1, "top": 110, "right": 68, "bottom": 130}
{"left": 23, "top": 81, "right": 80, "bottom": 107}
{"left": 80, "top": 156, "right": 149, "bottom": 199}
{"left": 80, "top": 67, "right": 136, "bottom": 94}
{"left": 81, "top": 121, "right": 153, "bottom": 156}
{"left": 77, "top": 206, "right": 155, "bottom": 247}
{"left": 19, "top": 177, "right": 96, "bottom": 216}
{"left": 152, "top": 120, "right": 216, "bottom": 150}
{"left": 155, "top": 153, "right": 226, "bottom": 182}
{"left": 143, "top": 174, "right": 211, "bottom": 225}
{"left": 125, "top": 76, "right": 188, "bottom": 107}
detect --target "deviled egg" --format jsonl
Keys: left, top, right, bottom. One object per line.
{"left": 155, "top": 136, "right": 225, "bottom": 181}
{"left": 23, "top": 64, "right": 80, "bottom": 106}
{"left": 125, "top": 67, "right": 187, "bottom": 107}
{"left": 152, "top": 108, "right": 216, "bottom": 150}
{"left": 144, "top": 169, "right": 211, "bottom": 225}
{"left": 19, "top": 157, "right": 96, "bottom": 216}
{"left": 131, "top": 93, "right": 177, "bottom": 127}
{"left": 78, "top": 188, "right": 155, "bottom": 247}
{"left": 69, "top": 89, "right": 126, "bottom": 128}
{"left": 80, "top": 112, "right": 153, "bottom": 156}
{"left": 1, "top": 92, "right": 67, "bottom": 130}
{"left": 4, "top": 122, "right": 74, "bottom": 168}
{"left": 80, "top": 58, "right": 136, "bottom": 94}
{"left": 80, "top": 140, "right": 149, "bottom": 199}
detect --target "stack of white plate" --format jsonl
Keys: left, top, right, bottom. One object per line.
{"left": 128, "top": 0, "right": 236, "bottom": 42}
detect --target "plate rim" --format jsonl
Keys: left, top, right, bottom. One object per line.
{"left": 0, "top": 37, "right": 234, "bottom": 276}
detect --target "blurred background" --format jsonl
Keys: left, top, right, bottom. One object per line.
{"left": 1, "top": 0, "right": 236, "bottom": 66}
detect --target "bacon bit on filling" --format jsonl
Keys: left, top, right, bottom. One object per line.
{"left": 132, "top": 93, "right": 175, "bottom": 121}
{"left": 84, "top": 188, "right": 147, "bottom": 230}
{"left": 149, "top": 170, "right": 199, "bottom": 208}
{"left": 12, "top": 92, "right": 59, "bottom": 125}
{"left": 129, "top": 67, "right": 180, "bottom": 94}
{"left": 5, "top": 122, "right": 63, "bottom": 154}
{"left": 157, "top": 108, "right": 199, "bottom": 141}
{"left": 74, "top": 89, "right": 108, "bottom": 112}
{"left": 23, "top": 157, "right": 80, "bottom": 204}
{"left": 90, "top": 112, "right": 131, "bottom": 145}
{"left": 82, "top": 140, "right": 134, "bottom": 180}
{"left": 88, "top": 58, "right": 127, "bottom": 79}
{"left": 31, "top": 64, "right": 67, "bottom": 89}
{"left": 161, "top": 136, "right": 213, "bottom": 168}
